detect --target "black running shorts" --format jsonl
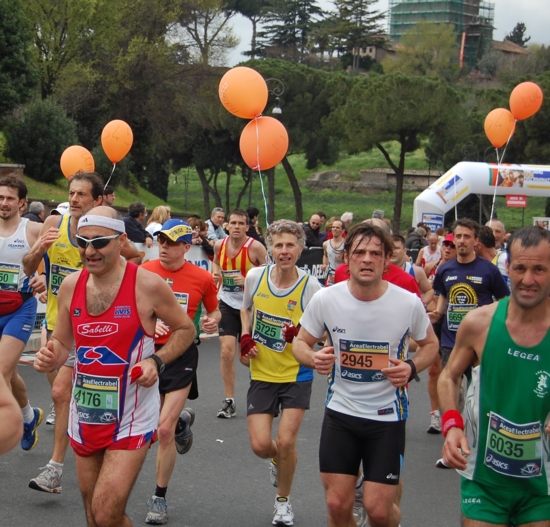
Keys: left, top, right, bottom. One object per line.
{"left": 247, "top": 380, "right": 312, "bottom": 417}
{"left": 218, "top": 299, "right": 242, "bottom": 338}
{"left": 157, "top": 342, "right": 199, "bottom": 399}
{"left": 319, "top": 408, "right": 405, "bottom": 485}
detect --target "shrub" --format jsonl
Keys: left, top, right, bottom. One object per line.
{"left": 4, "top": 98, "right": 78, "bottom": 183}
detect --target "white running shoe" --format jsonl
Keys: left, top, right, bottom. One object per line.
{"left": 426, "top": 412, "right": 442, "bottom": 434}
{"left": 46, "top": 403, "right": 56, "bottom": 426}
{"left": 353, "top": 485, "right": 366, "bottom": 526}
{"left": 269, "top": 458, "right": 278, "bottom": 487}
{"left": 217, "top": 399, "right": 236, "bottom": 419}
{"left": 29, "top": 465, "right": 62, "bottom": 493}
{"left": 145, "top": 496, "right": 168, "bottom": 524}
{"left": 272, "top": 498, "right": 294, "bottom": 526}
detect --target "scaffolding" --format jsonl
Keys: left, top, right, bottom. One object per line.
{"left": 388, "top": 0, "right": 495, "bottom": 68}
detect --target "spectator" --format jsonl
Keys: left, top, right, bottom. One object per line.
{"left": 123, "top": 202, "right": 153, "bottom": 248}
{"left": 405, "top": 226, "right": 426, "bottom": 265}
{"left": 146, "top": 206, "right": 171, "bottom": 240}
{"left": 340, "top": 211, "right": 353, "bottom": 233}
{"left": 23, "top": 202, "right": 45, "bottom": 223}
{"left": 372, "top": 209, "right": 384, "bottom": 219}
{"left": 103, "top": 185, "right": 116, "bottom": 206}
{"left": 245, "top": 206, "right": 266, "bottom": 246}
{"left": 302, "top": 213, "right": 323, "bottom": 248}
{"left": 206, "top": 207, "right": 227, "bottom": 242}
{"left": 187, "top": 217, "right": 214, "bottom": 259}
{"left": 50, "top": 202, "right": 70, "bottom": 216}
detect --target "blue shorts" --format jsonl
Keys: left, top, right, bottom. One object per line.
{"left": 0, "top": 296, "right": 37, "bottom": 344}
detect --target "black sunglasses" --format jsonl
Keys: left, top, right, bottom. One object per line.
{"left": 76, "top": 234, "right": 121, "bottom": 250}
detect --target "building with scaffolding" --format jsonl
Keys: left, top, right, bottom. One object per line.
{"left": 388, "top": 0, "right": 495, "bottom": 68}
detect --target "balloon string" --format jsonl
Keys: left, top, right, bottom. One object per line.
{"left": 254, "top": 116, "right": 269, "bottom": 227}
{"left": 489, "top": 126, "right": 514, "bottom": 220}
{"left": 103, "top": 163, "right": 117, "bottom": 192}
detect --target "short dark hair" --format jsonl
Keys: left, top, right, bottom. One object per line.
{"left": 128, "top": 202, "right": 146, "bottom": 218}
{"left": 0, "top": 176, "right": 27, "bottom": 200}
{"left": 69, "top": 172, "right": 104, "bottom": 201}
{"left": 392, "top": 234, "right": 406, "bottom": 246}
{"left": 478, "top": 226, "right": 495, "bottom": 249}
{"left": 344, "top": 223, "right": 394, "bottom": 259}
{"left": 246, "top": 206, "right": 259, "bottom": 220}
{"left": 228, "top": 208, "right": 248, "bottom": 221}
{"left": 316, "top": 211, "right": 326, "bottom": 220}
{"left": 507, "top": 226, "right": 550, "bottom": 263}
{"left": 104, "top": 185, "right": 115, "bottom": 195}
{"left": 453, "top": 218, "right": 480, "bottom": 238}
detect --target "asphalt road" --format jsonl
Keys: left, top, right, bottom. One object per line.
{"left": 2, "top": 338, "right": 461, "bottom": 527}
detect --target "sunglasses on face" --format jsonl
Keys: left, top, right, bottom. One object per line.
{"left": 442, "top": 242, "right": 456, "bottom": 249}
{"left": 76, "top": 234, "right": 121, "bottom": 250}
{"left": 157, "top": 234, "right": 181, "bottom": 246}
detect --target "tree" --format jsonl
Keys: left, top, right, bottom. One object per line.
{"left": 257, "top": 0, "right": 325, "bottom": 62}
{"left": 227, "top": 0, "right": 272, "bottom": 59}
{"left": 0, "top": 0, "right": 38, "bottom": 118}
{"left": 507, "top": 22, "right": 531, "bottom": 48}
{"left": 4, "top": 98, "right": 78, "bottom": 183}
{"left": 329, "top": 73, "right": 463, "bottom": 231}
{"left": 176, "top": 0, "right": 238, "bottom": 65}
{"left": 383, "top": 21, "right": 459, "bottom": 80}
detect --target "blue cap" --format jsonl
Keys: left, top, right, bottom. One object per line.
{"left": 154, "top": 219, "right": 193, "bottom": 243}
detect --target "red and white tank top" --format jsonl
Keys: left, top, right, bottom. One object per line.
{"left": 218, "top": 236, "right": 256, "bottom": 309}
{"left": 68, "top": 263, "right": 160, "bottom": 449}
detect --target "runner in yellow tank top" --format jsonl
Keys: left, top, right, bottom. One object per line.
{"left": 212, "top": 208, "right": 267, "bottom": 419}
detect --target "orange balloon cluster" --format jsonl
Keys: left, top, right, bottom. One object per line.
{"left": 484, "top": 108, "right": 516, "bottom": 149}
{"left": 101, "top": 119, "right": 134, "bottom": 163}
{"left": 240, "top": 117, "right": 289, "bottom": 171}
{"left": 484, "top": 81, "right": 544, "bottom": 149}
{"left": 218, "top": 66, "right": 289, "bottom": 171}
{"left": 60, "top": 145, "right": 95, "bottom": 179}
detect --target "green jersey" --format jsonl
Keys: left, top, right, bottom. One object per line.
{"left": 460, "top": 297, "right": 550, "bottom": 495}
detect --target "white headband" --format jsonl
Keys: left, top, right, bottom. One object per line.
{"left": 78, "top": 215, "right": 126, "bottom": 233}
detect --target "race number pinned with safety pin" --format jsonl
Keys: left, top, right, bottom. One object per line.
{"left": 338, "top": 339, "right": 389, "bottom": 383}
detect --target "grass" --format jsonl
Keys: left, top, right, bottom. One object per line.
{"left": 4, "top": 138, "right": 545, "bottom": 231}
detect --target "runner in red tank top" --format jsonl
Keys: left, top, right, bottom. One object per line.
{"left": 34, "top": 206, "right": 196, "bottom": 527}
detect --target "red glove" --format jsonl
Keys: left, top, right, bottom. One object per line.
{"left": 284, "top": 324, "right": 299, "bottom": 343}
{"left": 240, "top": 334, "right": 256, "bottom": 356}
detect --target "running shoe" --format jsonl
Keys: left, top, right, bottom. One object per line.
{"left": 21, "top": 407, "right": 43, "bottom": 451}
{"left": 46, "top": 403, "right": 56, "bottom": 426}
{"left": 353, "top": 485, "right": 366, "bottom": 526}
{"left": 272, "top": 498, "right": 294, "bottom": 526}
{"left": 435, "top": 458, "right": 451, "bottom": 469}
{"left": 269, "top": 458, "right": 278, "bottom": 487}
{"left": 145, "top": 496, "right": 168, "bottom": 525}
{"left": 175, "top": 408, "right": 195, "bottom": 455}
{"left": 216, "top": 399, "right": 236, "bottom": 419}
{"left": 29, "top": 465, "right": 62, "bottom": 493}
{"left": 426, "top": 412, "right": 442, "bottom": 434}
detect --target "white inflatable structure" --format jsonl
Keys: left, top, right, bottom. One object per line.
{"left": 413, "top": 162, "right": 550, "bottom": 230}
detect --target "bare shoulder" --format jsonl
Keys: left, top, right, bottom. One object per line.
{"left": 26, "top": 220, "right": 42, "bottom": 239}
{"left": 251, "top": 239, "right": 267, "bottom": 261}
{"left": 43, "top": 215, "right": 61, "bottom": 230}
{"left": 460, "top": 302, "right": 497, "bottom": 336}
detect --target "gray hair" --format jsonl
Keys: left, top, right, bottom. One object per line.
{"left": 211, "top": 207, "right": 225, "bottom": 215}
{"left": 29, "top": 201, "right": 44, "bottom": 214}
{"left": 265, "top": 220, "right": 306, "bottom": 250}
{"left": 372, "top": 209, "right": 384, "bottom": 219}
{"left": 341, "top": 211, "right": 354, "bottom": 223}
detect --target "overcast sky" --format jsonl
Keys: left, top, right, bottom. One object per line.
{"left": 228, "top": 0, "right": 549, "bottom": 65}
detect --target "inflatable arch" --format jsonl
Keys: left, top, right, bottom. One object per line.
{"left": 412, "top": 162, "right": 550, "bottom": 230}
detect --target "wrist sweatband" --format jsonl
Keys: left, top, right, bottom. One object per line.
{"left": 404, "top": 359, "right": 419, "bottom": 382}
{"left": 442, "top": 409, "right": 465, "bottom": 437}
{"left": 78, "top": 215, "right": 125, "bottom": 233}
{"left": 239, "top": 334, "right": 256, "bottom": 356}
{"left": 284, "top": 324, "right": 300, "bottom": 343}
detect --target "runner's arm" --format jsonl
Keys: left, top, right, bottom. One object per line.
{"left": 415, "top": 247, "right": 424, "bottom": 266}
{"left": 293, "top": 327, "right": 335, "bottom": 375}
{"left": 428, "top": 293, "right": 447, "bottom": 324}
{"left": 121, "top": 239, "right": 142, "bottom": 264}
{"left": 414, "top": 265, "right": 434, "bottom": 305}
{"left": 250, "top": 240, "right": 268, "bottom": 266}
{"left": 22, "top": 216, "right": 60, "bottom": 276}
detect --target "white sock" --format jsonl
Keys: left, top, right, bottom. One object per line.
{"left": 431, "top": 410, "right": 441, "bottom": 417}
{"left": 22, "top": 402, "right": 34, "bottom": 423}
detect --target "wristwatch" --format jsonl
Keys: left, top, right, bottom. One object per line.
{"left": 148, "top": 354, "right": 165, "bottom": 374}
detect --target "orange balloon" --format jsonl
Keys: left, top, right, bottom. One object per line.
{"left": 239, "top": 117, "right": 289, "bottom": 171}
{"left": 219, "top": 67, "right": 268, "bottom": 119}
{"left": 509, "top": 82, "right": 544, "bottom": 120}
{"left": 101, "top": 120, "right": 133, "bottom": 163}
{"left": 60, "top": 145, "right": 95, "bottom": 179}
{"left": 484, "top": 108, "right": 516, "bottom": 149}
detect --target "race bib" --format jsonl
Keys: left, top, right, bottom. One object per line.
{"left": 73, "top": 372, "right": 119, "bottom": 425}
{"left": 252, "top": 309, "right": 291, "bottom": 353}
{"left": 50, "top": 263, "right": 79, "bottom": 296}
{"left": 447, "top": 303, "right": 476, "bottom": 332}
{"left": 484, "top": 412, "right": 542, "bottom": 478}
{"left": 0, "top": 262, "right": 20, "bottom": 292}
{"left": 338, "top": 339, "right": 389, "bottom": 383}
{"left": 174, "top": 292, "right": 189, "bottom": 312}
{"left": 221, "top": 270, "right": 243, "bottom": 293}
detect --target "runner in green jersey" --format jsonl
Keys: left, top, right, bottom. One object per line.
{"left": 439, "top": 226, "right": 550, "bottom": 527}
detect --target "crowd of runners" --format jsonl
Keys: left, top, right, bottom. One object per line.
{"left": 1, "top": 171, "right": 550, "bottom": 527}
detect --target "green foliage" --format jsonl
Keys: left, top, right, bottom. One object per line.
{"left": 383, "top": 21, "right": 459, "bottom": 81}
{"left": 4, "top": 98, "right": 78, "bottom": 183}
{"left": 0, "top": 0, "right": 38, "bottom": 118}
{"left": 506, "top": 23, "right": 531, "bottom": 48}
